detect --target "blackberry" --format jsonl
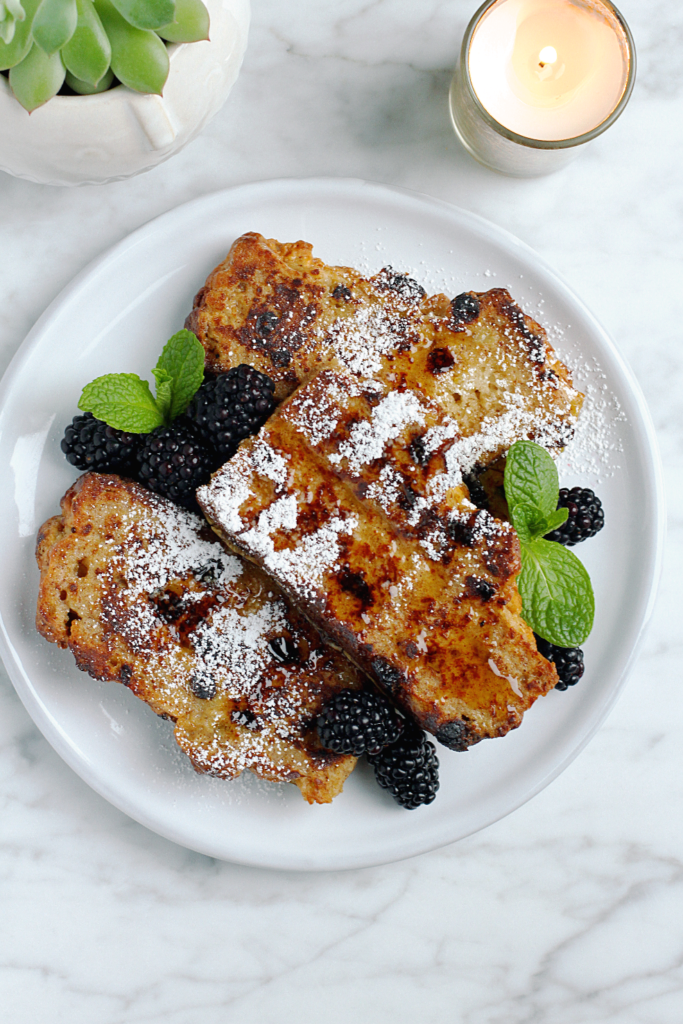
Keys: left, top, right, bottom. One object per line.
{"left": 136, "top": 419, "right": 212, "bottom": 512}
{"left": 186, "top": 365, "right": 276, "bottom": 467}
{"left": 368, "top": 725, "right": 440, "bottom": 809}
{"left": 61, "top": 412, "right": 139, "bottom": 475}
{"left": 316, "top": 689, "right": 404, "bottom": 756}
{"left": 534, "top": 634, "right": 585, "bottom": 691}
{"left": 546, "top": 487, "right": 604, "bottom": 546}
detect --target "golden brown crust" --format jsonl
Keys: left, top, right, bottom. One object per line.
{"left": 199, "top": 368, "right": 559, "bottom": 751}
{"left": 35, "top": 473, "right": 361, "bottom": 803}
{"left": 185, "top": 233, "right": 369, "bottom": 400}
{"left": 185, "top": 233, "right": 583, "bottom": 458}
{"left": 193, "top": 234, "right": 579, "bottom": 750}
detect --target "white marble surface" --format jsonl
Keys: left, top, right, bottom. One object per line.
{"left": 2, "top": 1, "right": 683, "bottom": 1020}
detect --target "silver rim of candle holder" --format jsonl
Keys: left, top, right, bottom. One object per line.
{"left": 450, "top": 0, "right": 637, "bottom": 165}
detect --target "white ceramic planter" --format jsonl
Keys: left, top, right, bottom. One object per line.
{"left": 0, "top": 0, "right": 249, "bottom": 185}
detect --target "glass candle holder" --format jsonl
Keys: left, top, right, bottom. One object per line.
{"left": 449, "top": 0, "right": 636, "bottom": 177}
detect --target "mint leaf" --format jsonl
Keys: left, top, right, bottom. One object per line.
{"left": 541, "top": 506, "right": 569, "bottom": 536}
{"left": 152, "top": 366, "right": 173, "bottom": 423}
{"left": 504, "top": 440, "right": 594, "bottom": 647}
{"left": 154, "top": 329, "right": 204, "bottom": 421}
{"left": 78, "top": 373, "right": 164, "bottom": 433}
{"left": 510, "top": 502, "right": 547, "bottom": 543}
{"left": 511, "top": 502, "right": 569, "bottom": 543}
{"left": 505, "top": 439, "right": 559, "bottom": 519}
{"left": 518, "top": 538, "right": 594, "bottom": 647}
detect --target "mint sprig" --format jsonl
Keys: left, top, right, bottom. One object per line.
{"left": 519, "top": 539, "right": 594, "bottom": 649}
{"left": 77, "top": 329, "right": 205, "bottom": 433}
{"left": 79, "top": 373, "right": 163, "bottom": 433}
{"left": 153, "top": 328, "right": 205, "bottom": 421}
{"left": 504, "top": 440, "right": 594, "bottom": 647}
{"left": 151, "top": 367, "right": 173, "bottom": 424}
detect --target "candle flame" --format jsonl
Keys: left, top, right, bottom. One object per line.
{"left": 538, "top": 45, "right": 557, "bottom": 67}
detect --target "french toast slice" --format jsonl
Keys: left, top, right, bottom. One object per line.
{"left": 185, "top": 232, "right": 384, "bottom": 400}
{"left": 198, "top": 367, "right": 560, "bottom": 752}
{"left": 35, "top": 473, "right": 362, "bottom": 803}
{"left": 185, "top": 233, "right": 582, "bottom": 471}
{"left": 193, "top": 237, "right": 583, "bottom": 750}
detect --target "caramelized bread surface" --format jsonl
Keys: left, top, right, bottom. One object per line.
{"left": 185, "top": 232, "right": 583, "bottom": 471}
{"left": 199, "top": 367, "right": 560, "bottom": 751}
{"left": 193, "top": 234, "right": 584, "bottom": 749}
{"left": 36, "top": 473, "right": 362, "bottom": 803}
{"left": 186, "top": 232, "right": 377, "bottom": 400}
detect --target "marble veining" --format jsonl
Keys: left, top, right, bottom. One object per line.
{"left": 2, "top": 1, "right": 683, "bottom": 1021}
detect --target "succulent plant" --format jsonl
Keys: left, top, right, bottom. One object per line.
{"left": 0, "top": 0, "right": 209, "bottom": 111}
{"left": 0, "top": 0, "right": 26, "bottom": 45}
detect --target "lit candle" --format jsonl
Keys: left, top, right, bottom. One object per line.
{"left": 449, "top": 0, "right": 635, "bottom": 176}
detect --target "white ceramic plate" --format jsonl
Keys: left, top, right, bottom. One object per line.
{"left": 0, "top": 178, "right": 664, "bottom": 871}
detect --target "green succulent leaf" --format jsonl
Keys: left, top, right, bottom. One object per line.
{"left": 32, "top": 0, "right": 77, "bottom": 55}
{"left": 94, "top": 0, "right": 168, "bottom": 93}
{"left": 153, "top": 329, "right": 205, "bottom": 421}
{"left": 518, "top": 538, "right": 594, "bottom": 648}
{"left": 65, "top": 64, "right": 112, "bottom": 91}
{"left": 1, "top": 0, "right": 25, "bottom": 17}
{"left": 109, "top": 0, "right": 173, "bottom": 30}
{"left": 9, "top": 40, "right": 65, "bottom": 110}
{"left": 61, "top": 0, "right": 110, "bottom": 85}
{"left": 0, "top": 0, "right": 40, "bottom": 70}
{"left": 78, "top": 373, "right": 164, "bottom": 433}
{"left": 504, "top": 439, "right": 560, "bottom": 520}
{"left": 156, "top": 0, "right": 207, "bottom": 42}
{"left": 0, "top": 0, "right": 26, "bottom": 46}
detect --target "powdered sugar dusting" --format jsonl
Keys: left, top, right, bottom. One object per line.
{"left": 251, "top": 437, "right": 289, "bottom": 489}
{"left": 240, "top": 495, "right": 300, "bottom": 562}
{"left": 329, "top": 390, "right": 427, "bottom": 474}
{"left": 365, "top": 464, "right": 403, "bottom": 511}
{"left": 91, "top": 487, "right": 353, "bottom": 786}
{"left": 198, "top": 448, "right": 253, "bottom": 534}
{"left": 191, "top": 601, "right": 288, "bottom": 703}
{"left": 115, "top": 498, "right": 243, "bottom": 601}
{"left": 325, "top": 305, "right": 409, "bottom": 376}
{"left": 426, "top": 396, "right": 574, "bottom": 499}
{"left": 552, "top": 351, "right": 625, "bottom": 482}
{"left": 288, "top": 372, "right": 364, "bottom": 446}
{"left": 447, "top": 506, "right": 507, "bottom": 545}
{"left": 245, "top": 512, "right": 358, "bottom": 602}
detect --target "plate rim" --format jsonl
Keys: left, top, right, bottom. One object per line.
{"left": 0, "top": 176, "right": 666, "bottom": 870}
